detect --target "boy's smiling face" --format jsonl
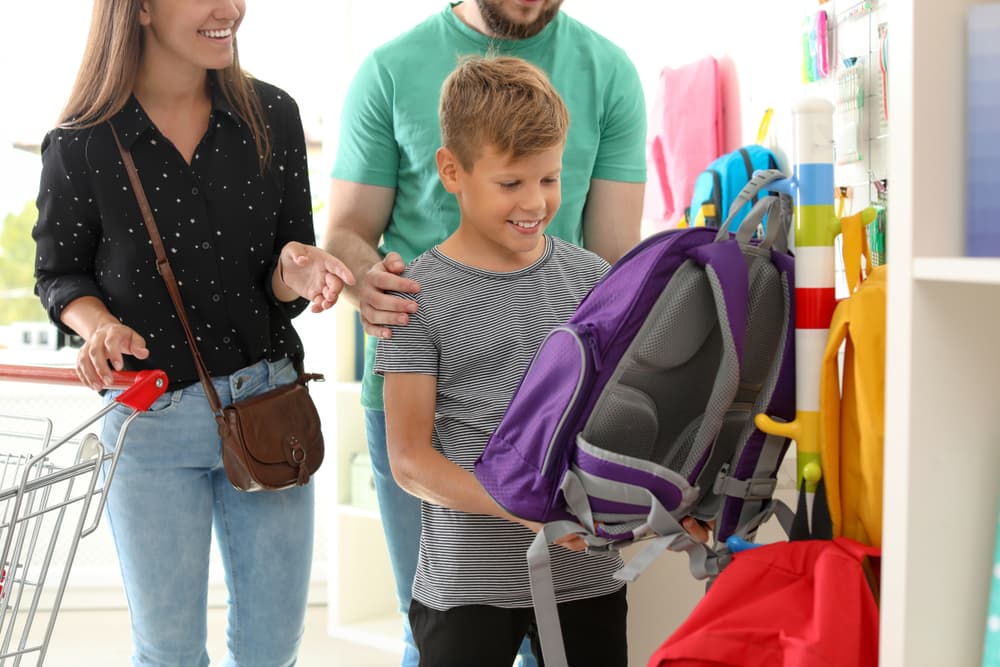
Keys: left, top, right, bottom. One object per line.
{"left": 437, "top": 143, "right": 563, "bottom": 272}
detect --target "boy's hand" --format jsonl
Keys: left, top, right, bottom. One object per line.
{"left": 682, "top": 516, "right": 714, "bottom": 544}
{"left": 553, "top": 533, "right": 587, "bottom": 552}
{"left": 360, "top": 251, "right": 421, "bottom": 339}
{"left": 517, "top": 518, "right": 587, "bottom": 552}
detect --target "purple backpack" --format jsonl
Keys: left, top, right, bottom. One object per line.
{"left": 474, "top": 171, "right": 796, "bottom": 666}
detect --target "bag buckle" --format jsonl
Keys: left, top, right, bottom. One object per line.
{"left": 283, "top": 434, "right": 307, "bottom": 465}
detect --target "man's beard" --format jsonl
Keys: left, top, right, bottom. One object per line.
{"left": 475, "top": 0, "right": 563, "bottom": 39}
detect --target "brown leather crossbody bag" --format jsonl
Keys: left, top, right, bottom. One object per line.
{"left": 111, "top": 123, "right": 323, "bottom": 491}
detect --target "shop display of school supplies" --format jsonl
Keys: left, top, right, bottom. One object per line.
{"left": 967, "top": 4, "right": 1000, "bottom": 256}
{"left": 983, "top": 497, "right": 1000, "bottom": 667}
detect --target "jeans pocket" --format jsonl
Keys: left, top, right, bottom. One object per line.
{"left": 269, "top": 357, "right": 298, "bottom": 389}
{"left": 146, "top": 393, "right": 181, "bottom": 414}
{"left": 108, "top": 389, "right": 181, "bottom": 417}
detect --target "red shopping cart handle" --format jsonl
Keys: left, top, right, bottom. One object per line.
{"left": 0, "top": 365, "right": 168, "bottom": 412}
{"left": 115, "top": 370, "right": 169, "bottom": 412}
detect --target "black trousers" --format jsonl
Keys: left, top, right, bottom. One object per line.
{"left": 408, "top": 587, "right": 628, "bottom": 667}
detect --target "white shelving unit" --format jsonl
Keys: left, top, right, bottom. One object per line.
{"left": 319, "top": 305, "right": 401, "bottom": 652}
{"left": 882, "top": 2, "right": 1000, "bottom": 665}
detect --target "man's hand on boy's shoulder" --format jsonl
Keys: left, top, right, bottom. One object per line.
{"left": 360, "top": 250, "right": 421, "bottom": 339}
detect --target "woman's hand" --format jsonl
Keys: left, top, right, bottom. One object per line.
{"left": 77, "top": 322, "right": 149, "bottom": 391}
{"left": 275, "top": 242, "right": 356, "bottom": 312}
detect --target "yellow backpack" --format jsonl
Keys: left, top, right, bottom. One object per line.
{"left": 819, "top": 212, "right": 886, "bottom": 548}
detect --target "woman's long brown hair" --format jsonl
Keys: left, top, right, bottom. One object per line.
{"left": 59, "top": 0, "right": 270, "bottom": 170}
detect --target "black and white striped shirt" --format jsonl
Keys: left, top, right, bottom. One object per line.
{"left": 375, "top": 236, "right": 624, "bottom": 610}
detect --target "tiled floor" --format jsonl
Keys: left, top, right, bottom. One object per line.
{"left": 42, "top": 605, "right": 401, "bottom": 666}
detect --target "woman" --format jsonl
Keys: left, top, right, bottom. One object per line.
{"left": 32, "top": 1, "right": 353, "bottom": 664}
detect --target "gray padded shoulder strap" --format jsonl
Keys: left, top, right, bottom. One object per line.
{"left": 733, "top": 194, "right": 794, "bottom": 253}
{"left": 715, "top": 169, "right": 788, "bottom": 242}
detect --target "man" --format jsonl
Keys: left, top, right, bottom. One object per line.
{"left": 323, "top": 2, "right": 646, "bottom": 664}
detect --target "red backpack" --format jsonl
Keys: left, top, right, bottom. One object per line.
{"left": 648, "top": 536, "right": 880, "bottom": 667}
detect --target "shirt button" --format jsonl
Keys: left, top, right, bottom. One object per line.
{"left": 191, "top": 187, "right": 199, "bottom": 195}
{"left": 201, "top": 241, "right": 211, "bottom": 250}
{"left": 212, "top": 294, "right": 221, "bottom": 303}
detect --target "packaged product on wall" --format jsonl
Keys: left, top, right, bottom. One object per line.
{"left": 967, "top": 5, "right": 1000, "bottom": 257}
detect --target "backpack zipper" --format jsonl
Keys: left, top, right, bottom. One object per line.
{"left": 539, "top": 325, "right": 597, "bottom": 477}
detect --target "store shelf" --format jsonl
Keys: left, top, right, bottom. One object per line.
{"left": 336, "top": 503, "right": 381, "bottom": 521}
{"left": 327, "top": 612, "right": 403, "bottom": 653}
{"left": 322, "top": 302, "right": 398, "bottom": 647}
{"left": 328, "top": 505, "right": 397, "bottom": 640}
{"left": 913, "top": 256, "right": 1000, "bottom": 285}
{"left": 881, "top": 2, "right": 1000, "bottom": 665}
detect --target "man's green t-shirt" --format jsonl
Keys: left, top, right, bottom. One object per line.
{"left": 332, "top": 3, "right": 647, "bottom": 410}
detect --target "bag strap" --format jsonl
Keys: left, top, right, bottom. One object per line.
{"left": 527, "top": 520, "right": 589, "bottom": 667}
{"left": 683, "top": 240, "right": 750, "bottom": 470}
{"left": 715, "top": 168, "right": 788, "bottom": 240}
{"left": 841, "top": 208, "right": 874, "bottom": 294}
{"left": 109, "top": 121, "right": 225, "bottom": 415}
{"left": 730, "top": 194, "right": 793, "bottom": 253}
{"left": 755, "top": 108, "right": 774, "bottom": 145}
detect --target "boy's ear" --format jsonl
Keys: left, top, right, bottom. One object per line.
{"left": 436, "top": 147, "right": 461, "bottom": 194}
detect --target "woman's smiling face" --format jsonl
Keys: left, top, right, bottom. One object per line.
{"left": 138, "top": 0, "right": 246, "bottom": 74}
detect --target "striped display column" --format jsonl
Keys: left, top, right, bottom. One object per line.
{"left": 756, "top": 98, "right": 839, "bottom": 491}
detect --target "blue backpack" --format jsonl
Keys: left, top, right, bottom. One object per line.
{"left": 686, "top": 145, "right": 780, "bottom": 230}
{"left": 474, "top": 171, "right": 797, "bottom": 667}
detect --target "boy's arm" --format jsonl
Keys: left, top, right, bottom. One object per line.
{"left": 383, "top": 372, "right": 533, "bottom": 524}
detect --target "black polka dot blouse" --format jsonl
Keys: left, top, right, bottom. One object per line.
{"left": 33, "top": 76, "right": 314, "bottom": 390}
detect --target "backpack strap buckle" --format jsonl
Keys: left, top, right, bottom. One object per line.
{"left": 585, "top": 542, "right": 615, "bottom": 555}
{"left": 713, "top": 469, "right": 778, "bottom": 501}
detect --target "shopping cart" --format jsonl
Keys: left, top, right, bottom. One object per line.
{"left": 0, "top": 364, "right": 167, "bottom": 666}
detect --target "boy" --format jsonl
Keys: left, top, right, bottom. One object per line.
{"left": 374, "top": 56, "right": 628, "bottom": 666}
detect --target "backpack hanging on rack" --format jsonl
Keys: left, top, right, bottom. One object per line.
{"left": 647, "top": 535, "right": 881, "bottom": 667}
{"left": 644, "top": 56, "right": 725, "bottom": 229}
{"left": 682, "top": 108, "right": 779, "bottom": 231}
{"left": 820, "top": 210, "right": 887, "bottom": 547}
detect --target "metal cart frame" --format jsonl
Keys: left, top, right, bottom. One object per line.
{"left": 0, "top": 365, "right": 166, "bottom": 665}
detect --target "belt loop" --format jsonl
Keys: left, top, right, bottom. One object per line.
{"left": 265, "top": 357, "right": 276, "bottom": 387}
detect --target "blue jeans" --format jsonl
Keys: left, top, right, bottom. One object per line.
{"left": 365, "top": 409, "right": 538, "bottom": 667}
{"left": 101, "top": 358, "right": 313, "bottom": 667}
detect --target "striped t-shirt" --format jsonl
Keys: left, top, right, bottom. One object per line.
{"left": 375, "top": 236, "right": 624, "bottom": 610}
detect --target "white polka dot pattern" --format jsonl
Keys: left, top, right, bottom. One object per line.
{"left": 33, "top": 77, "right": 314, "bottom": 389}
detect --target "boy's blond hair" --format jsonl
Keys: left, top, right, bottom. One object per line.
{"left": 439, "top": 56, "right": 569, "bottom": 170}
